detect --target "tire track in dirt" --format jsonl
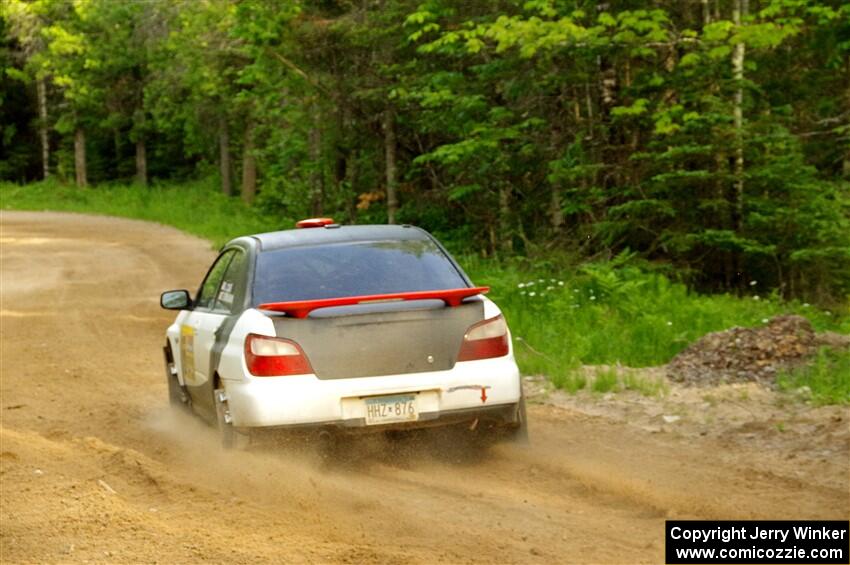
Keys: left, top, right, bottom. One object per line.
{"left": 1, "top": 211, "right": 847, "bottom": 564}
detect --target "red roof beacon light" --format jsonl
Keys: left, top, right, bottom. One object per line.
{"left": 296, "top": 217, "right": 335, "bottom": 229}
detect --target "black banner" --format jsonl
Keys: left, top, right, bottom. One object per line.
{"left": 666, "top": 520, "right": 849, "bottom": 564}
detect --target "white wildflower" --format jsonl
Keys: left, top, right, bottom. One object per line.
{"left": 753, "top": 295, "right": 760, "bottom": 300}
{"left": 547, "top": 286, "right": 554, "bottom": 290}
{"left": 518, "top": 283, "right": 525, "bottom": 288}
{"left": 529, "top": 291, "right": 536, "bottom": 297}
{"left": 761, "top": 318, "right": 769, "bottom": 324}
{"left": 666, "top": 321, "right": 673, "bottom": 326}
{"left": 590, "top": 295, "right": 597, "bottom": 301}
{"left": 749, "top": 280, "right": 758, "bottom": 286}
{"left": 558, "top": 281, "right": 565, "bottom": 286}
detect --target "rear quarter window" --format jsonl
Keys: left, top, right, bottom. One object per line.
{"left": 253, "top": 239, "right": 467, "bottom": 304}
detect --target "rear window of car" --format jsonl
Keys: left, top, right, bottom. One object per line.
{"left": 252, "top": 239, "right": 468, "bottom": 304}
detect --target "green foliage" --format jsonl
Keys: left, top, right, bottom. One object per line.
{"left": 777, "top": 347, "right": 850, "bottom": 405}
{"left": 2, "top": 0, "right": 849, "bottom": 302}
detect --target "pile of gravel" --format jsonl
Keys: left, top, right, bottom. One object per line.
{"left": 667, "top": 315, "right": 845, "bottom": 386}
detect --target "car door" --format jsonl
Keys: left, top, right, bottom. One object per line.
{"left": 181, "top": 249, "right": 236, "bottom": 421}
{"left": 205, "top": 247, "right": 251, "bottom": 384}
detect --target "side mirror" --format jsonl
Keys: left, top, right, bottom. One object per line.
{"left": 161, "top": 289, "right": 192, "bottom": 310}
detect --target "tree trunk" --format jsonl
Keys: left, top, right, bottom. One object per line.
{"left": 383, "top": 110, "right": 399, "bottom": 224}
{"left": 241, "top": 124, "right": 256, "bottom": 204}
{"left": 74, "top": 128, "right": 87, "bottom": 188}
{"left": 549, "top": 130, "right": 564, "bottom": 231}
{"left": 346, "top": 151, "right": 359, "bottom": 223}
{"left": 732, "top": 0, "right": 747, "bottom": 231}
{"left": 550, "top": 186, "right": 564, "bottom": 230}
{"left": 135, "top": 139, "right": 147, "bottom": 186}
{"left": 334, "top": 104, "right": 349, "bottom": 192}
{"left": 219, "top": 117, "right": 232, "bottom": 196}
{"left": 36, "top": 76, "right": 49, "bottom": 179}
{"left": 499, "top": 184, "right": 513, "bottom": 253}
{"left": 113, "top": 129, "right": 121, "bottom": 165}
{"left": 309, "top": 104, "right": 323, "bottom": 215}
{"left": 731, "top": 0, "right": 748, "bottom": 289}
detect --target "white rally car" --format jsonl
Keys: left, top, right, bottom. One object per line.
{"left": 160, "top": 218, "right": 526, "bottom": 447}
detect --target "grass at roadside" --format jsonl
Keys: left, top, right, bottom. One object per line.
{"left": 537, "top": 366, "right": 670, "bottom": 397}
{"left": 778, "top": 348, "right": 850, "bottom": 405}
{"left": 1, "top": 179, "right": 282, "bottom": 248}
{"left": 3, "top": 179, "right": 849, "bottom": 403}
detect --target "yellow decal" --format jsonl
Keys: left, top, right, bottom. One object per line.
{"left": 180, "top": 325, "right": 196, "bottom": 385}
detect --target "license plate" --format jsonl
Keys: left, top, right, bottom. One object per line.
{"left": 364, "top": 395, "right": 418, "bottom": 426}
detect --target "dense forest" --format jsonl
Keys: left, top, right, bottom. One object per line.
{"left": 2, "top": 0, "right": 849, "bottom": 300}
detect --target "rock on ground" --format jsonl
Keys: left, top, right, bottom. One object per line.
{"left": 667, "top": 315, "right": 845, "bottom": 386}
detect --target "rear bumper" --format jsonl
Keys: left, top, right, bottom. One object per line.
{"left": 249, "top": 402, "right": 521, "bottom": 435}
{"left": 224, "top": 356, "right": 521, "bottom": 429}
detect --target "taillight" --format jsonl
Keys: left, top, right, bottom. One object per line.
{"left": 457, "top": 315, "right": 509, "bottom": 361}
{"left": 244, "top": 333, "right": 313, "bottom": 376}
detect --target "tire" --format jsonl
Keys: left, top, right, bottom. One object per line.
{"left": 214, "top": 386, "right": 249, "bottom": 449}
{"left": 507, "top": 391, "right": 529, "bottom": 444}
{"left": 164, "top": 345, "right": 190, "bottom": 411}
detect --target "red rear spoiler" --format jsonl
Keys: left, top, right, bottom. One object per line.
{"left": 258, "top": 287, "right": 490, "bottom": 319}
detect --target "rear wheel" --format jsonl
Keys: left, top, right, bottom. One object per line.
{"left": 506, "top": 392, "right": 529, "bottom": 444}
{"left": 214, "top": 386, "right": 250, "bottom": 449}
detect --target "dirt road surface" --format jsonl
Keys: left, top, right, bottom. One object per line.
{"left": 1, "top": 211, "right": 848, "bottom": 564}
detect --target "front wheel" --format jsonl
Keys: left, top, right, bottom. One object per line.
{"left": 164, "top": 345, "right": 190, "bottom": 411}
{"left": 214, "top": 387, "right": 250, "bottom": 449}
